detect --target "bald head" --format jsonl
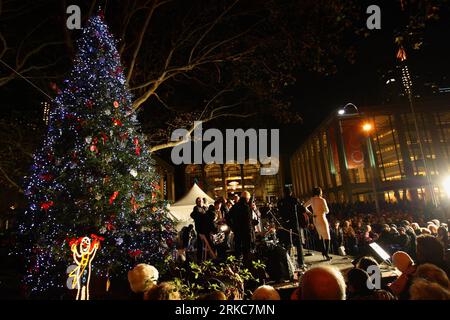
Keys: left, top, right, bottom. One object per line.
{"left": 300, "top": 266, "right": 346, "bottom": 300}
{"left": 251, "top": 285, "right": 281, "bottom": 300}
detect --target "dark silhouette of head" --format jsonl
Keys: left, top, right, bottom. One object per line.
{"left": 312, "top": 187, "right": 322, "bottom": 197}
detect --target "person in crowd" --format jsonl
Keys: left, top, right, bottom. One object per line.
{"left": 387, "top": 251, "right": 416, "bottom": 299}
{"left": 409, "top": 278, "right": 450, "bottom": 300}
{"left": 342, "top": 220, "right": 358, "bottom": 256}
{"left": 225, "top": 200, "right": 233, "bottom": 210}
{"left": 277, "top": 186, "right": 308, "bottom": 267}
{"left": 356, "top": 256, "right": 379, "bottom": 273}
{"left": 400, "top": 220, "right": 417, "bottom": 258}
{"left": 232, "top": 194, "right": 240, "bottom": 205}
{"left": 127, "top": 264, "right": 159, "bottom": 297}
{"left": 251, "top": 285, "right": 281, "bottom": 300}
{"left": 304, "top": 187, "right": 332, "bottom": 260}
{"left": 197, "top": 291, "right": 227, "bottom": 300}
{"left": 414, "top": 263, "right": 449, "bottom": 289}
{"left": 428, "top": 223, "right": 438, "bottom": 236}
{"left": 421, "top": 227, "right": 431, "bottom": 235}
{"left": 397, "top": 227, "right": 411, "bottom": 252}
{"left": 180, "top": 224, "right": 195, "bottom": 251}
{"left": 330, "top": 220, "right": 344, "bottom": 255}
{"left": 346, "top": 268, "right": 395, "bottom": 300}
{"left": 437, "top": 226, "right": 449, "bottom": 250}
{"left": 416, "top": 234, "right": 450, "bottom": 277}
{"left": 378, "top": 224, "right": 392, "bottom": 249}
{"left": 250, "top": 198, "right": 262, "bottom": 233}
{"left": 299, "top": 266, "right": 346, "bottom": 300}
{"left": 431, "top": 219, "right": 441, "bottom": 228}
{"left": 191, "top": 197, "right": 214, "bottom": 262}
{"left": 228, "top": 191, "right": 256, "bottom": 266}
{"left": 359, "top": 225, "right": 378, "bottom": 255}
{"left": 144, "top": 282, "right": 181, "bottom": 300}
{"left": 411, "top": 223, "right": 421, "bottom": 236}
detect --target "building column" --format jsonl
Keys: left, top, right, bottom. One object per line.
{"left": 221, "top": 165, "right": 227, "bottom": 198}
{"left": 240, "top": 164, "right": 245, "bottom": 193}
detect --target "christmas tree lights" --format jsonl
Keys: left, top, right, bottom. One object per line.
{"left": 20, "top": 14, "right": 176, "bottom": 296}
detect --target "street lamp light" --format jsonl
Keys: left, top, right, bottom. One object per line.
{"left": 337, "top": 103, "right": 359, "bottom": 116}
{"left": 362, "top": 122, "right": 373, "bottom": 133}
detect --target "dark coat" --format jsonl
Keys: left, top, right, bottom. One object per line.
{"left": 228, "top": 199, "right": 255, "bottom": 243}
{"left": 190, "top": 205, "right": 214, "bottom": 235}
{"left": 277, "top": 195, "right": 307, "bottom": 230}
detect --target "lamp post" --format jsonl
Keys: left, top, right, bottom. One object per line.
{"left": 337, "top": 103, "right": 380, "bottom": 214}
{"left": 362, "top": 122, "right": 380, "bottom": 214}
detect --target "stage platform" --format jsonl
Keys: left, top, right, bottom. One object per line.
{"left": 271, "top": 250, "right": 399, "bottom": 299}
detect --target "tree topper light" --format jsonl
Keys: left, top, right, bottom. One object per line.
{"left": 67, "top": 234, "right": 104, "bottom": 300}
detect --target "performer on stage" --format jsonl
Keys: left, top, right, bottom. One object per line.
{"left": 277, "top": 186, "right": 308, "bottom": 268}
{"left": 304, "top": 187, "right": 332, "bottom": 260}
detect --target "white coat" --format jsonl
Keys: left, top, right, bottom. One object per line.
{"left": 304, "top": 196, "right": 330, "bottom": 240}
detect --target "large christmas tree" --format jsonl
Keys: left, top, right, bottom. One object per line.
{"left": 21, "top": 14, "right": 176, "bottom": 295}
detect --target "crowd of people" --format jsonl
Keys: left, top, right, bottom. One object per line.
{"left": 128, "top": 186, "right": 449, "bottom": 300}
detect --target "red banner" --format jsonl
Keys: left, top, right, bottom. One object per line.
{"left": 341, "top": 119, "right": 364, "bottom": 169}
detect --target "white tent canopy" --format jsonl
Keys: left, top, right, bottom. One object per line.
{"left": 168, "top": 183, "right": 214, "bottom": 230}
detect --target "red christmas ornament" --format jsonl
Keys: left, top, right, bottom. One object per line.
{"left": 113, "top": 118, "right": 123, "bottom": 126}
{"left": 133, "top": 137, "right": 141, "bottom": 156}
{"left": 40, "top": 173, "right": 53, "bottom": 182}
{"left": 113, "top": 101, "right": 119, "bottom": 108}
{"left": 109, "top": 191, "right": 119, "bottom": 205}
{"left": 131, "top": 196, "right": 139, "bottom": 213}
{"left": 90, "top": 145, "right": 98, "bottom": 153}
{"left": 128, "top": 249, "right": 142, "bottom": 258}
{"left": 101, "top": 132, "right": 108, "bottom": 144}
{"left": 40, "top": 201, "right": 54, "bottom": 212}
{"left": 86, "top": 100, "right": 93, "bottom": 108}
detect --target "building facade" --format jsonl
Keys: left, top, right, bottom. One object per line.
{"left": 184, "top": 160, "right": 283, "bottom": 203}
{"left": 290, "top": 98, "right": 450, "bottom": 205}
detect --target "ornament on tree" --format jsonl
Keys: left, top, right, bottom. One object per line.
{"left": 109, "top": 191, "right": 119, "bottom": 205}
{"left": 85, "top": 136, "right": 92, "bottom": 144}
{"left": 113, "top": 118, "right": 123, "bottom": 126}
{"left": 67, "top": 234, "right": 103, "bottom": 300}
{"left": 40, "top": 201, "right": 54, "bottom": 212}
{"left": 86, "top": 100, "right": 93, "bottom": 108}
{"left": 113, "top": 101, "right": 119, "bottom": 108}
{"left": 130, "top": 169, "right": 137, "bottom": 177}
{"left": 128, "top": 249, "right": 142, "bottom": 258}
{"left": 133, "top": 137, "right": 141, "bottom": 156}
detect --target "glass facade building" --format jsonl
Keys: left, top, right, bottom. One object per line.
{"left": 290, "top": 98, "right": 450, "bottom": 204}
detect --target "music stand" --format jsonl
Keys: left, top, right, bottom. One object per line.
{"left": 368, "top": 242, "right": 392, "bottom": 266}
